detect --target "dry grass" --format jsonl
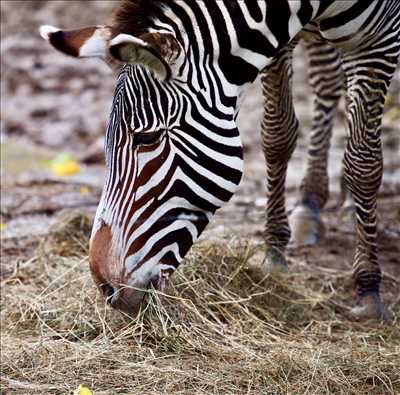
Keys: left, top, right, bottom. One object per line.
{"left": 1, "top": 214, "right": 399, "bottom": 394}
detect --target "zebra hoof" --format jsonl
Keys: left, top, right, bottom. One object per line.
{"left": 263, "top": 246, "right": 288, "bottom": 273}
{"left": 247, "top": 247, "right": 288, "bottom": 281}
{"left": 289, "top": 204, "right": 325, "bottom": 247}
{"left": 349, "top": 293, "right": 392, "bottom": 321}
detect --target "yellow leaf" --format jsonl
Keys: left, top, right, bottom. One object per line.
{"left": 79, "top": 186, "right": 90, "bottom": 196}
{"left": 49, "top": 153, "right": 80, "bottom": 176}
{"left": 51, "top": 160, "right": 80, "bottom": 176}
{"left": 73, "top": 384, "right": 93, "bottom": 395}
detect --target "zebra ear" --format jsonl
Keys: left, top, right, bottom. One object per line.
{"left": 40, "top": 26, "right": 183, "bottom": 79}
{"left": 109, "top": 32, "right": 183, "bottom": 80}
{"left": 39, "top": 25, "right": 112, "bottom": 59}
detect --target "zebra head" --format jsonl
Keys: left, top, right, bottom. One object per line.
{"left": 40, "top": 16, "right": 244, "bottom": 314}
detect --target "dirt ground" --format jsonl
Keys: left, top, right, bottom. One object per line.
{"left": 1, "top": 1, "right": 400, "bottom": 394}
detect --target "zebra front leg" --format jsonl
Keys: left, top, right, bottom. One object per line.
{"left": 258, "top": 43, "right": 298, "bottom": 273}
{"left": 290, "top": 37, "right": 344, "bottom": 246}
{"left": 342, "top": 51, "right": 398, "bottom": 320}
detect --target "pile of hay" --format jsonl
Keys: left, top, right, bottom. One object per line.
{"left": 41, "top": 210, "right": 93, "bottom": 257}
{"left": 1, "top": 215, "right": 399, "bottom": 394}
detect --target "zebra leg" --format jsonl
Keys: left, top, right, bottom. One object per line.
{"left": 341, "top": 50, "right": 398, "bottom": 320}
{"left": 289, "top": 37, "right": 344, "bottom": 246}
{"left": 259, "top": 42, "right": 299, "bottom": 273}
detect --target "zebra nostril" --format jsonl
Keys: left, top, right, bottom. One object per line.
{"left": 101, "top": 284, "right": 115, "bottom": 304}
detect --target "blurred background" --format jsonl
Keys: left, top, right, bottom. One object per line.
{"left": 1, "top": 0, "right": 399, "bottom": 264}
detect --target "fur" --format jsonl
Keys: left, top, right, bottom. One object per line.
{"left": 112, "top": 0, "right": 168, "bottom": 37}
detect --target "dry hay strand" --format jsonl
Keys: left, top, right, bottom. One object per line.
{"left": 1, "top": 238, "right": 399, "bottom": 394}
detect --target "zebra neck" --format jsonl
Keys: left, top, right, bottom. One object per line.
{"left": 154, "top": 1, "right": 326, "bottom": 87}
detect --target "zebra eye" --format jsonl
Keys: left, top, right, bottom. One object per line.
{"left": 132, "top": 129, "right": 164, "bottom": 146}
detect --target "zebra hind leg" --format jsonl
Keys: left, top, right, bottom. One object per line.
{"left": 289, "top": 36, "right": 344, "bottom": 247}
{"left": 341, "top": 46, "right": 399, "bottom": 320}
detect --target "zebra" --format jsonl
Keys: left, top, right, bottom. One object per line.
{"left": 40, "top": 0, "right": 400, "bottom": 319}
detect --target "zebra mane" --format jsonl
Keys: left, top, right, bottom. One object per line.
{"left": 112, "top": 0, "right": 169, "bottom": 37}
